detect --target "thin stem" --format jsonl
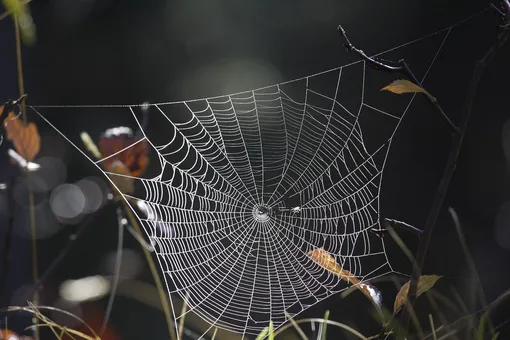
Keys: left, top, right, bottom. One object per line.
{"left": 14, "top": 14, "right": 39, "bottom": 340}
{"left": 0, "top": 178, "right": 15, "bottom": 301}
{"left": 100, "top": 208, "right": 125, "bottom": 336}
{"left": 78, "top": 131, "right": 176, "bottom": 340}
{"left": 14, "top": 17, "right": 27, "bottom": 124}
{"left": 119, "top": 197, "right": 177, "bottom": 340}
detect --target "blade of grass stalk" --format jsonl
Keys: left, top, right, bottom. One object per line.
{"left": 475, "top": 314, "right": 487, "bottom": 340}
{"left": 58, "top": 326, "right": 67, "bottom": 340}
{"left": 31, "top": 324, "right": 93, "bottom": 340}
{"left": 320, "top": 311, "right": 329, "bottom": 340}
{"left": 427, "top": 289, "right": 462, "bottom": 315}
{"left": 25, "top": 304, "right": 90, "bottom": 340}
{"left": 255, "top": 326, "right": 269, "bottom": 340}
{"left": 478, "top": 288, "right": 510, "bottom": 335}
{"left": 429, "top": 314, "right": 437, "bottom": 340}
{"left": 387, "top": 226, "right": 426, "bottom": 338}
{"left": 101, "top": 207, "right": 125, "bottom": 336}
{"left": 450, "top": 286, "right": 473, "bottom": 338}
{"left": 385, "top": 256, "right": 424, "bottom": 339}
{"left": 178, "top": 293, "right": 189, "bottom": 340}
{"left": 448, "top": 207, "right": 495, "bottom": 338}
{"left": 41, "top": 311, "right": 64, "bottom": 340}
{"left": 367, "top": 331, "right": 394, "bottom": 340}
{"left": 269, "top": 321, "right": 274, "bottom": 340}
{"left": 386, "top": 225, "right": 415, "bottom": 264}
{"left": 11, "top": 304, "right": 100, "bottom": 339}
{"left": 210, "top": 328, "right": 218, "bottom": 340}
{"left": 437, "top": 329, "right": 459, "bottom": 340}
{"left": 273, "top": 318, "right": 368, "bottom": 340}
{"left": 285, "top": 312, "right": 308, "bottom": 340}
{"left": 425, "top": 293, "right": 460, "bottom": 340}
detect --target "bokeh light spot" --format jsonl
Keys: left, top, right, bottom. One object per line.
{"left": 50, "top": 184, "right": 86, "bottom": 219}
{"left": 76, "top": 177, "right": 105, "bottom": 213}
{"left": 60, "top": 276, "right": 110, "bottom": 303}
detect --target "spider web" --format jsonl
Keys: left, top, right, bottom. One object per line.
{"left": 29, "top": 10, "right": 486, "bottom": 339}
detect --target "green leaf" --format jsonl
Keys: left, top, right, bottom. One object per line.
{"left": 393, "top": 275, "right": 442, "bottom": 314}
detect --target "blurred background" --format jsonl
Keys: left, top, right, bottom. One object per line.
{"left": 1, "top": 0, "right": 510, "bottom": 339}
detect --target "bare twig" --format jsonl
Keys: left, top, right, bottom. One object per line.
{"left": 339, "top": 2, "right": 510, "bottom": 338}
{"left": 401, "top": 3, "right": 510, "bottom": 337}
{"left": 338, "top": 25, "right": 459, "bottom": 135}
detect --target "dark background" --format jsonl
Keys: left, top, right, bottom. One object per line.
{"left": 1, "top": 0, "right": 510, "bottom": 339}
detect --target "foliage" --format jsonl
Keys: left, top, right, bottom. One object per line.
{"left": 2, "top": 109, "right": 40, "bottom": 161}
{"left": 393, "top": 275, "right": 442, "bottom": 314}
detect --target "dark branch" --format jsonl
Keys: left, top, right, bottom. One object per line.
{"left": 371, "top": 218, "right": 424, "bottom": 239}
{"left": 339, "top": 2, "right": 510, "bottom": 338}
{"left": 400, "top": 2, "right": 510, "bottom": 338}
{"left": 338, "top": 25, "right": 460, "bottom": 135}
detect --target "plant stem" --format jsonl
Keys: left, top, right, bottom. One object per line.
{"left": 14, "top": 15, "right": 39, "bottom": 340}
{"left": 0, "top": 178, "right": 15, "bottom": 301}
{"left": 119, "top": 197, "right": 177, "bottom": 340}
{"left": 400, "top": 5, "right": 510, "bottom": 337}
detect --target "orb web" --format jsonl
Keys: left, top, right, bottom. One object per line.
{"left": 28, "top": 11, "right": 486, "bottom": 338}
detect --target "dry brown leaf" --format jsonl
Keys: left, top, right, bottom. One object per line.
{"left": 393, "top": 275, "right": 442, "bottom": 314}
{"left": 308, "top": 248, "right": 382, "bottom": 307}
{"left": 4, "top": 111, "right": 40, "bottom": 161}
{"left": 106, "top": 160, "right": 135, "bottom": 194}
{"left": 381, "top": 79, "right": 430, "bottom": 96}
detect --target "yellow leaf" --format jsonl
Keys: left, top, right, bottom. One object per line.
{"left": 308, "top": 248, "right": 382, "bottom": 308}
{"left": 393, "top": 275, "right": 442, "bottom": 314}
{"left": 381, "top": 79, "right": 430, "bottom": 96}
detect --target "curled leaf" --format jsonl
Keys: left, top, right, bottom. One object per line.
{"left": 393, "top": 275, "right": 442, "bottom": 314}
{"left": 4, "top": 111, "right": 40, "bottom": 161}
{"left": 381, "top": 79, "right": 431, "bottom": 96}
{"left": 308, "top": 248, "right": 382, "bottom": 308}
